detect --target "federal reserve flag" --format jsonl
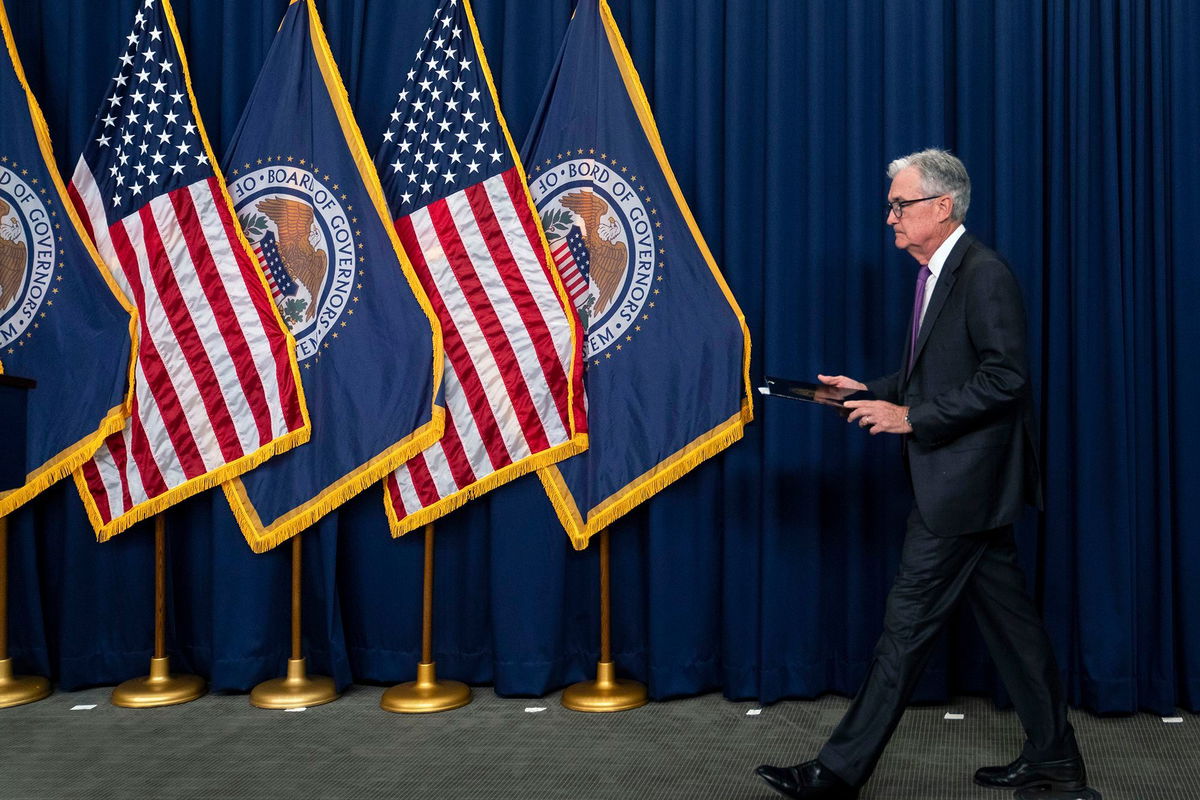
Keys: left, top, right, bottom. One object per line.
{"left": 0, "top": 0, "right": 135, "bottom": 517}
{"left": 68, "top": 0, "right": 310, "bottom": 540}
{"left": 376, "top": 0, "right": 587, "bottom": 536}
{"left": 523, "top": 0, "right": 753, "bottom": 549}
{"left": 221, "top": 0, "right": 445, "bottom": 552}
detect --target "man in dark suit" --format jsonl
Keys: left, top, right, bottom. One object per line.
{"left": 756, "top": 150, "right": 1086, "bottom": 799}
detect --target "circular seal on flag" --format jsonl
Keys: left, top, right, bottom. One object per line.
{"left": 230, "top": 164, "right": 357, "bottom": 363}
{"left": 0, "top": 162, "right": 56, "bottom": 350}
{"left": 530, "top": 156, "right": 659, "bottom": 361}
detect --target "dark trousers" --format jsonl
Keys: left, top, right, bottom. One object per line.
{"left": 817, "top": 507, "right": 1079, "bottom": 788}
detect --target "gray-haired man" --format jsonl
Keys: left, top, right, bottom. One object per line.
{"left": 757, "top": 150, "right": 1086, "bottom": 799}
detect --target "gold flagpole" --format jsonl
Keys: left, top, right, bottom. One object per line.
{"left": 111, "top": 514, "right": 205, "bottom": 707}
{"left": 381, "top": 522, "right": 470, "bottom": 713}
{"left": 0, "top": 515, "right": 52, "bottom": 708}
{"left": 250, "top": 532, "right": 338, "bottom": 709}
{"left": 561, "top": 528, "right": 646, "bottom": 711}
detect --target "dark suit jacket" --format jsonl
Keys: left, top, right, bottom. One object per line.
{"left": 866, "top": 232, "right": 1042, "bottom": 536}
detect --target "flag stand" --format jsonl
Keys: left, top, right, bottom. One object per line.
{"left": 111, "top": 514, "right": 205, "bottom": 707}
{"left": 381, "top": 523, "right": 470, "bottom": 713}
{"left": 250, "top": 533, "right": 338, "bottom": 709}
{"left": 561, "top": 529, "right": 647, "bottom": 712}
{"left": 0, "top": 516, "right": 52, "bottom": 709}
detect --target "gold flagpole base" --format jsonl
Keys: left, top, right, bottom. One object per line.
{"left": 0, "top": 658, "right": 51, "bottom": 709}
{"left": 561, "top": 661, "right": 647, "bottom": 712}
{"left": 250, "top": 657, "right": 338, "bottom": 710}
{"left": 380, "top": 661, "right": 471, "bottom": 713}
{"left": 111, "top": 656, "right": 205, "bottom": 708}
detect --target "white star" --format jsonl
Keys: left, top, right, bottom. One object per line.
{"left": 121, "top": 132, "right": 134, "bottom": 147}
{"left": 115, "top": 173, "right": 126, "bottom": 185}
{"left": 160, "top": 60, "right": 174, "bottom": 73}
{"left": 130, "top": 182, "right": 143, "bottom": 196}
{"left": 425, "top": 56, "right": 438, "bottom": 70}
{"left": 446, "top": 99, "right": 459, "bottom": 112}
{"left": 390, "top": 109, "right": 401, "bottom": 122}
{"left": 442, "top": 170, "right": 456, "bottom": 183}
{"left": 146, "top": 172, "right": 159, "bottom": 185}
{"left": 126, "top": 32, "right": 138, "bottom": 47}
{"left": 400, "top": 192, "right": 412, "bottom": 204}
{"left": 391, "top": 158, "right": 404, "bottom": 173}
{"left": 444, "top": 47, "right": 457, "bottom": 60}
{"left": 147, "top": 100, "right": 160, "bottom": 114}
{"left": 151, "top": 151, "right": 166, "bottom": 164}
{"left": 405, "top": 170, "right": 418, "bottom": 184}
{"left": 425, "top": 160, "right": 438, "bottom": 173}
{"left": 164, "top": 110, "right": 178, "bottom": 124}
{"left": 412, "top": 99, "right": 426, "bottom": 113}
{"left": 419, "top": 78, "right": 432, "bottom": 92}
{"left": 178, "top": 141, "right": 191, "bottom": 155}
{"left": 406, "top": 68, "right": 416, "bottom": 82}
{"left": 455, "top": 130, "right": 469, "bottom": 144}
{"left": 138, "top": 140, "right": 150, "bottom": 154}
{"left": 112, "top": 193, "right": 122, "bottom": 206}
{"left": 489, "top": 149, "right": 502, "bottom": 163}
{"left": 473, "top": 140, "right": 486, "bottom": 153}
{"left": 149, "top": 27, "right": 162, "bottom": 41}
{"left": 469, "top": 88, "right": 481, "bottom": 102}
{"left": 135, "top": 162, "right": 146, "bottom": 175}
{"left": 399, "top": 140, "right": 412, "bottom": 153}
{"left": 420, "top": 180, "right": 432, "bottom": 193}
{"left": 142, "top": 48, "right": 156, "bottom": 61}
{"left": 109, "top": 165, "right": 120, "bottom": 177}
{"left": 479, "top": 120, "right": 491, "bottom": 132}
{"left": 152, "top": 79, "right": 166, "bottom": 93}
{"left": 96, "top": 133, "right": 111, "bottom": 147}
{"left": 463, "top": 110, "right": 476, "bottom": 123}
{"left": 466, "top": 160, "right": 480, "bottom": 174}
{"left": 135, "top": 68, "right": 151, "bottom": 82}
{"left": 101, "top": 113, "right": 117, "bottom": 127}
{"left": 436, "top": 67, "right": 449, "bottom": 81}
{"left": 460, "top": 57, "right": 473, "bottom": 71}
{"left": 170, "top": 162, "right": 185, "bottom": 175}
{"left": 120, "top": 52, "right": 135, "bottom": 67}
{"left": 182, "top": 121, "right": 196, "bottom": 135}
{"left": 157, "top": 130, "right": 171, "bottom": 144}
{"left": 420, "top": 130, "right": 430, "bottom": 143}
{"left": 130, "top": 90, "right": 145, "bottom": 104}
{"left": 119, "top": 150, "right": 131, "bottom": 163}
{"left": 434, "top": 37, "right": 445, "bottom": 50}
{"left": 108, "top": 94, "right": 123, "bottom": 108}
{"left": 431, "top": 140, "right": 445, "bottom": 153}
{"left": 114, "top": 74, "right": 129, "bottom": 87}
{"left": 452, "top": 26, "right": 462, "bottom": 38}
{"left": 383, "top": 130, "right": 395, "bottom": 142}
{"left": 196, "top": 152, "right": 209, "bottom": 165}
{"left": 405, "top": 120, "right": 419, "bottom": 133}
{"left": 437, "top": 120, "right": 452, "bottom": 134}
{"left": 135, "top": 11, "right": 145, "bottom": 26}
{"left": 170, "top": 91, "right": 184, "bottom": 104}
{"left": 430, "top": 88, "right": 443, "bottom": 101}
{"left": 125, "top": 109, "right": 141, "bottom": 124}
{"left": 453, "top": 78, "right": 465, "bottom": 92}
{"left": 448, "top": 150, "right": 462, "bottom": 164}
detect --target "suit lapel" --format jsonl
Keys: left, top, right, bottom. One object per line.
{"left": 906, "top": 232, "right": 974, "bottom": 383}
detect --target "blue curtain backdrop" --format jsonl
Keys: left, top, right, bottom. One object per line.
{"left": 5, "top": 0, "right": 1198, "bottom": 716}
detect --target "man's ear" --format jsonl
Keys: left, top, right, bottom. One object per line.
{"left": 937, "top": 195, "right": 954, "bottom": 223}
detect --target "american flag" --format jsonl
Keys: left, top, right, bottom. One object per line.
{"left": 550, "top": 226, "right": 592, "bottom": 307}
{"left": 67, "top": 0, "right": 308, "bottom": 538}
{"left": 377, "top": 0, "right": 586, "bottom": 534}
{"left": 252, "top": 230, "right": 295, "bottom": 303}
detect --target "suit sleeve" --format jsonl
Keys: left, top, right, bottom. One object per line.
{"left": 866, "top": 370, "right": 902, "bottom": 404}
{"left": 907, "top": 259, "right": 1029, "bottom": 447}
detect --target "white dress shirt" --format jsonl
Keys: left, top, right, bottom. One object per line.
{"left": 919, "top": 224, "right": 966, "bottom": 328}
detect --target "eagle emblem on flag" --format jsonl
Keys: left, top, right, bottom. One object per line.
{"left": 0, "top": 164, "right": 55, "bottom": 348}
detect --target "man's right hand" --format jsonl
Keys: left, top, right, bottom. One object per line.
{"left": 817, "top": 374, "right": 868, "bottom": 392}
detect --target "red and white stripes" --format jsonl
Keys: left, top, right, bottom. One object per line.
{"left": 69, "top": 160, "right": 305, "bottom": 533}
{"left": 385, "top": 168, "right": 584, "bottom": 528}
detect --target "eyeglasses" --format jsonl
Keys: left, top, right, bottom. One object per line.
{"left": 885, "top": 195, "right": 943, "bottom": 218}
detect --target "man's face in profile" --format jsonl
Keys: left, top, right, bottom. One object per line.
{"left": 886, "top": 166, "right": 942, "bottom": 259}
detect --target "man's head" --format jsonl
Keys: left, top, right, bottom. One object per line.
{"left": 885, "top": 149, "right": 970, "bottom": 264}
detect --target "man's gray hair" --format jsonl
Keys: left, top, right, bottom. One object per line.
{"left": 887, "top": 148, "right": 971, "bottom": 221}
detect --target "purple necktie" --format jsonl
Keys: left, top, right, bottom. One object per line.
{"left": 908, "top": 265, "right": 932, "bottom": 373}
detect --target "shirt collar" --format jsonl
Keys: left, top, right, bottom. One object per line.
{"left": 927, "top": 224, "right": 966, "bottom": 279}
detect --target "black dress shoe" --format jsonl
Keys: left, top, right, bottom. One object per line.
{"left": 974, "top": 755, "right": 1087, "bottom": 791}
{"left": 755, "top": 760, "right": 860, "bottom": 799}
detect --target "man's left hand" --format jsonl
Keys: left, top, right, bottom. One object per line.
{"left": 844, "top": 400, "right": 912, "bottom": 435}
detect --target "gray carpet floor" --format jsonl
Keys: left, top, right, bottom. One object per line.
{"left": 1, "top": 686, "right": 1194, "bottom": 799}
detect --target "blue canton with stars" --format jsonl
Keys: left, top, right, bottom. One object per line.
{"left": 374, "top": 0, "right": 511, "bottom": 218}
{"left": 80, "top": 0, "right": 212, "bottom": 227}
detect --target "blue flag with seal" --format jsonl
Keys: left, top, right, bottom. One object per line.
{"left": 221, "top": 0, "right": 445, "bottom": 553}
{"left": 0, "top": 0, "right": 135, "bottom": 517}
{"left": 522, "top": 0, "right": 753, "bottom": 549}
